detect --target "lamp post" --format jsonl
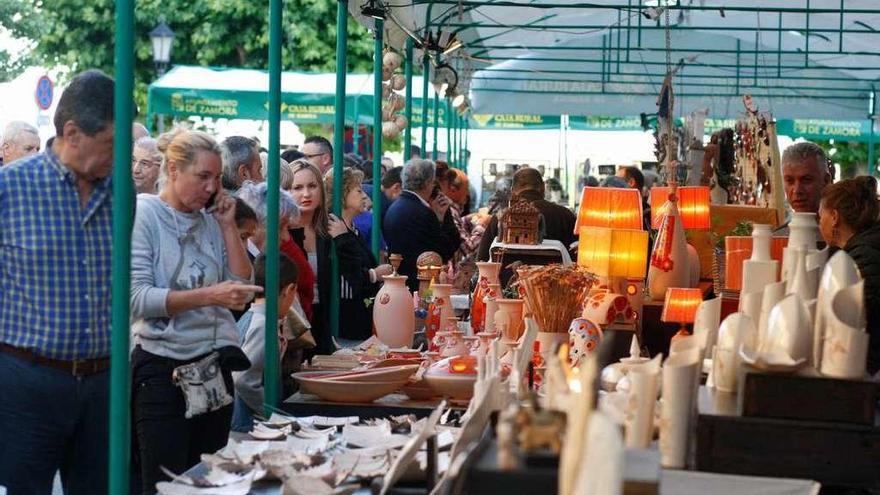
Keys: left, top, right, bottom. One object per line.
{"left": 149, "top": 20, "right": 175, "bottom": 132}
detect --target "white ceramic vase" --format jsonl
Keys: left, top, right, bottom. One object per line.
{"left": 660, "top": 351, "right": 701, "bottom": 468}
{"left": 786, "top": 248, "right": 818, "bottom": 301}
{"left": 782, "top": 212, "right": 819, "bottom": 281}
{"left": 821, "top": 281, "right": 868, "bottom": 378}
{"left": 483, "top": 283, "right": 501, "bottom": 334}
{"left": 373, "top": 275, "right": 415, "bottom": 348}
{"left": 647, "top": 199, "right": 690, "bottom": 300}
{"left": 762, "top": 293, "right": 812, "bottom": 362}
{"left": 814, "top": 251, "right": 861, "bottom": 366}
{"left": 693, "top": 297, "right": 722, "bottom": 354}
{"left": 713, "top": 313, "right": 755, "bottom": 392}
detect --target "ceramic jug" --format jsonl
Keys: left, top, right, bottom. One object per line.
{"left": 647, "top": 198, "right": 690, "bottom": 300}
{"left": 374, "top": 274, "right": 415, "bottom": 348}
{"left": 495, "top": 298, "right": 525, "bottom": 343}
{"left": 470, "top": 262, "right": 501, "bottom": 333}
{"left": 483, "top": 283, "right": 501, "bottom": 334}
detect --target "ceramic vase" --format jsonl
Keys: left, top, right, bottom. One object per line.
{"left": 821, "top": 281, "right": 868, "bottom": 378}
{"left": 750, "top": 224, "right": 773, "bottom": 261}
{"left": 471, "top": 262, "right": 501, "bottom": 333}
{"left": 814, "top": 251, "right": 861, "bottom": 367}
{"left": 693, "top": 297, "right": 722, "bottom": 354}
{"left": 648, "top": 199, "right": 691, "bottom": 300}
{"left": 568, "top": 318, "right": 603, "bottom": 367}
{"left": 786, "top": 248, "right": 817, "bottom": 301}
{"left": 660, "top": 351, "right": 701, "bottom": 468}
{"left": 495, "top": 299, "right": 525, "bottom": 343}
{"left": 374, "top": 275, "right": 415, "bottom": 348}
{"left": 740, "top": 224, "right": 779, "bottom": 301}
{"left": 763, "top": 294, "right": 812, "bottom": 362}
{"left": 425, "top": 283, "right": 454, "bottom": 346}
{"left": 483, "top": 284, "right": 501, "bottom": 334}
{"left": 783, "top": 212, "right": 819, "bottom": 281}
{"left": 535, "top": 331, "right": 569, "bottom": 363}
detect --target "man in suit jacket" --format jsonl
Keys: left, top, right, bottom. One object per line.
{"left": 477, "top": 167, "right": 577, "bottom": 261}
{"left": 384, "top": 159, "right": 462, "bottom": 291}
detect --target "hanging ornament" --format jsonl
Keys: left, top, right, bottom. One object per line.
{"left": 394, "top": 114, "right": 408, "bottom": 131}
{"left": 382, "top": 121, "right": 400, "bottom": 139}
{"left": 381, "top": 83, "right": 392, "bottom": 99}
{"left": 383, "top": 51, "right": 403, "bottom": 72}
{"left": 391, "top": 74, "right": 406, "bottom": 91}
{"left": 382, "top": 66, "right": 393, "bottom": 82}
{"left": 382, "top": 106, "right": 395, "bottom": 122}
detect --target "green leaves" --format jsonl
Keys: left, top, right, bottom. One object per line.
{"left": 1, "top": 0, "right": 373, "bottom": 113}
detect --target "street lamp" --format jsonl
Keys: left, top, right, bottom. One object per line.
{"left": 149, "top": 20, "right": 175, "bottom": 132}
{"left": 149, "top": 20, "right": 175, "bottom": 75}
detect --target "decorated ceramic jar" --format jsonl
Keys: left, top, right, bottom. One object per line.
{"left": 568, "top": 317, "right": 603, "bottom": 367}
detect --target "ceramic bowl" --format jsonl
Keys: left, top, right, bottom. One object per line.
{"left": 422, "top": 355, "right": 477, "bottom": 400}
{"left": 762, "top": 294, "right": 812, "bottom": 361}
{"left": 293, "top": 377, "right": 410, "bottom": 403}
{"left": 400, "top": 380, "right": 440, "bottom": 400}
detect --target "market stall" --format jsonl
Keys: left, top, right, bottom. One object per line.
{"left": 99, "top": 1, "right": 880, "bottom": 494}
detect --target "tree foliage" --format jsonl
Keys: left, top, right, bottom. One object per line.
{"left": 815, "top": 139, "right": 878, "bottom": 179}
{"left": 0, "top": 0, "right": 375, "bottom": 113}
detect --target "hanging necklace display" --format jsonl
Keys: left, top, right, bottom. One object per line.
{"left": 730, "top": 95, "right": 786, "bottom": 220}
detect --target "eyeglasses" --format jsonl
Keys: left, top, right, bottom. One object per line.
{"left": 132, "top": 158, "right": 160, "bottom": 171}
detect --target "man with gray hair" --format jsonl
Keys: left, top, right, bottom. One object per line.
{"left": 1, "top": 121, "right": 40, "bottom": 166}
{"left": 220, "top": 135, "right": 263, "bottom": 191}
{"left": 782, "top": 141, "right": 832, "bottom": 214}
{"left": 383, "top": 158, "right": 462, "bottom": 291}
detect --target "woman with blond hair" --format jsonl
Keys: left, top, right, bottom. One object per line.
{"left": 324, "top": 167, "right": 392, "bottom": 340}
{"left": 130, "top": 128, "right": 260, "bottom": 493}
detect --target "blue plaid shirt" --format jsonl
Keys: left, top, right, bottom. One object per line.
{"left": 0, "top": 149, "right": 113, "bottom": 360}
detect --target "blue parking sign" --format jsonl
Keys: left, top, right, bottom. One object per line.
{"left": 35, "top": 75, "right": 54, "bottom": 110}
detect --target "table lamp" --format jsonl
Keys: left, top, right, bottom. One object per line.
{"left": 578, "top": 226, "right": 649, "bottom": 323}
{"left": 650, "top": 186, "right": 711, "bottom": 230}
{"left": 661, "top": 287, "right": 703, "bottom": 339}
{"left": 575, "top": 187, "right": 644, "bottom": 233}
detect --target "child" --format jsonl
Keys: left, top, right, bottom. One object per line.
{"left": 231, "top": 252, "right": 299, "bottom": 432}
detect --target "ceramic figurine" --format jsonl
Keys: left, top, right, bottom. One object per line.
{"left": 471, "top": 262, "right": 501, "bottom": 333}
{"left": 568, "top": 318, "right": 603, "bottom": 367}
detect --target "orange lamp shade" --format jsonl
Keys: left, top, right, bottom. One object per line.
{"left": 650, "top": 186, "right": 711, "bottom": 230}
{"left": 660, "top": 288, "right": 703, "bottom": 324}
{"left": 577, "top": 227, "right": 649, "bottom": 279}
{"left": 575, "top": 187, "right": 644, "bottom": 232}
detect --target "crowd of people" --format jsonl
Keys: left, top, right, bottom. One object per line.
{"left": 2, "top": 68, "right": 880, "bottom": 494}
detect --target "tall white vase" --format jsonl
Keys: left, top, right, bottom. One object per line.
{"left": 432, "top": 283, "right": 455, "bottom": 330}
{"left": 783, "top": 212, "right": 819, "bottom": 281}
{"left": 786, "top": 248, "right": 817, "bottom": 301}
{"left": 373, "top": 275, "right": 415, "bottom": 348}
{"left": 648, "top": 199, "right": 690, "bottom": 300}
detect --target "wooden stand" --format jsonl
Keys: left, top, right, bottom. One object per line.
{"left": 696, "top": 385, "right": 880, "bottom": 489}
{"left": 738, "top": 369, "right": 877, "bottom": 426}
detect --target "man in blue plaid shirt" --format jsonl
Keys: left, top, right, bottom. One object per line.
{"left": 0, "top": 70, "right": 115, "bottom": 495}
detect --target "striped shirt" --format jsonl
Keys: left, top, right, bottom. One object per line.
{"left": 0, "top": 148, "right": 113, "bottom": 360}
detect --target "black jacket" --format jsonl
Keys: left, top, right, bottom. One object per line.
{"left": 477, "top": 189, "right": 578, "bottom": 262}
{"left": 843, "top": 223, "right": 880, "bottom": 374}
{"left": 383, "top": 191, "right": 462, "bottom": 292}
{"left": 335, "top": 228, "right": 381, "bottom": 341}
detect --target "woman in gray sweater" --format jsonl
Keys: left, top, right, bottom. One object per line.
{"left": 130, "top": 129, "right": 260, "bottom": 494}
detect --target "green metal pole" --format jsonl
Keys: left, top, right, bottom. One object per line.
{"left": 331, "top": 0, "right": 348, "bottom": 339}
{"left": 404, "top": 39, "right": 414, "bottom": 163}
{"left": 450, "top": 110, "right": 456, "bottom": 168}
{"left": 432, "top": 91, "right": 440, "bottom": 160}
{"left": 447, "top": 99, "right": 453, "bottom": 165}
{"left": 264, "top": 0, "right": 282, "bottom": 414}
{"left": 109, "top": 0, "right": 134, "bottom": 492}
{"left": 421, "top": 55, "right": 430, "bottom": 158}
{"left": 372, "top": 19, "right": 383, "bottom": 258}
{"left": 868, "top": 118, "right": 875, "bottom": 177}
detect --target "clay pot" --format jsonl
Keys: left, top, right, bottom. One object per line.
{"left": 373, "top": 275, "right": 414, "bottom": 348}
